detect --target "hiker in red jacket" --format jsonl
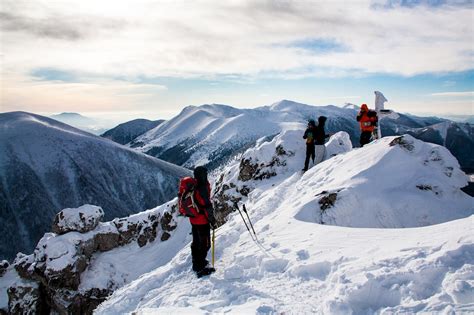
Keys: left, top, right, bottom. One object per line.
{"left": 178, "top": 166, "right": 216, "bottom": 277}
{"left": 357, "top": 104, "right": 378, "bottom": 147}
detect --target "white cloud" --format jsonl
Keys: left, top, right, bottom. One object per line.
{"left": 431, "top": 91, "right": 474, "bottom": 97}
{"left": 1, "top": 0, "right": 473, "bottom": 79}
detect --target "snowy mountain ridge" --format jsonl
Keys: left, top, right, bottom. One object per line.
{"left": 101, "top": 118, "right": 164, "bottom": 145}
{"left": 129, "top": 100, "right": 449, "bottom": 171}
{"left": 93, "top": 132, "right": 473, "bottom": 314}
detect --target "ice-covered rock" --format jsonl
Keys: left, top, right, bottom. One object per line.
{"left": 52, "top": 205, "right": 104, "bottom": 235}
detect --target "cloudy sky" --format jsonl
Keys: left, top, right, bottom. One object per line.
{"left": 1, "top": 0, "right": 473, "bottom": 121}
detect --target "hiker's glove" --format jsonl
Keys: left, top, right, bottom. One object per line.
{"left": 208, "top": 215, "right": 217, "bottom": 229}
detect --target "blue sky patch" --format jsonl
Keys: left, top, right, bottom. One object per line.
{"left": 285, "top": 38, "right": 348, "bottom": 54}
{"left": 31, "top": 68, "right": 77, "bottom": 82}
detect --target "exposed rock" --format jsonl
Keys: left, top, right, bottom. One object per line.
{"left": 94, "top": 231, "right": 120, "bottom": 252}
{"left": 389, "top": 136, "right": 414, "bottom": 151}
{"left": 238, "top": 158, "right": 258, "bottom": 181}
{"left": 7, "top": 280, "right": 44, "bottom": 315}
{"left": 0, "top": 260, "right": 9, "bottom": 277}
{"left": 318, "top": 193, "right": 338, "bottom": 211}
{"left": 13, "top": 253, "right": 35, "bottom": 280}
{"left": 52, "top": 205, "right": 104, "bottom": 235}
{"left": 161, "top": 232, "right": 171, "bottom": 241}
{"left": 49, "top": 287, "right": 112, "bottom": 315}
{"left": 160, "top": 212, "right": 177, "bottom": 232}
{"left": 239, "top": 186, "right": 250, "bottom": 197}
{"left": 416, "top": 184, "right": 441, "bottom": 195}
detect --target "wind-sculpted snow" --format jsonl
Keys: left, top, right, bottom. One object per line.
{"left": 95, "top": 133, "right": 472, "bottom": 314}
{"left": 292, "top": 135, "right": 472, "bottom": 228}
{"left": 0, "top": 111, "right": 190, "bottom": 260}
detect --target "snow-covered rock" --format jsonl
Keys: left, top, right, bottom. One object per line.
{"left": 95, "top": 133, "right": 473, "bottom": 315}
{"left": 0, "top": 261, "right": 9, "bottom": 277}
{"left": 0, "top": 111, "right": 190, "bottom": 261}
{"left": 52, "top": 205, "right": 105, "bottom": 235}
{"left": 7, "top": 278, "right": 41, "bottom": 315}
{"left": 0, "top": 200, "right": 183, "bottom": 314}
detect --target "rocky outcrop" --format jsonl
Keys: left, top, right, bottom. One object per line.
{"left": 6, "top": 202, "right": 179, "bottom": 314}
{"left": 7, "top": 280, "right": 44, "bottom": 315}
{"left": 0, "top": 261, "right": 9, "bottom": 277}
{"left": 214, "top": 135, "right": 297, "bottom": 225}
{"left": 52, "top": 205, "right": 104, "bottom": 235}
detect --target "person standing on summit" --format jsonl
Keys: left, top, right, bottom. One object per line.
{"left": 314, "top": 116, "right": 329, "bottom": 164}
{"left": 357, "top": 104, "right": 378, "bottom": 147}
{"left": 303, "top": 116, "right": 329, "bottom": 171}
{"left": 302, "top": 119, "right": 317, "bottom": 171}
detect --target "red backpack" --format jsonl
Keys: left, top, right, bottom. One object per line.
{"left": 178, "top": 177, "right": 199, "bottom": 217}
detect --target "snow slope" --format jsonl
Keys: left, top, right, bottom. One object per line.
{"left": 96, "top": 134, "right": 473, "bottom": 314}
{"left": 101, "top": 118, "right": 164, "bottom": 145}
{"left": 407, "top": 121, "right": 474, "bottom": 173}
{"left": 0, "top": 112, "right": 190, "bottom": 260}
{"left": 129, "top": 100, "right": 445, "bottom": 170}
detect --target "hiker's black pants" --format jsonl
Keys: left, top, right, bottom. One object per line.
{"left": 360, "top": 131, "right": 372, "bottom": 147}
{"left": 191, "top": 223, "right": 211, "bottom": 272}
{"left": 304, "top": 144, "right": 315, "bottom": 170}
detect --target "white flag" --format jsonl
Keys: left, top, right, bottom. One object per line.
{"left": 374, "top": 91, "right": 388, "bottom": 112}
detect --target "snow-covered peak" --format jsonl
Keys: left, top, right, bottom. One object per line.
{"left": 1, "top": 111, "right": 93, "bottom": 139}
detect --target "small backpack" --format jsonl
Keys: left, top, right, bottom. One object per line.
{"left": 178, "top": 177, "right": 199, "bottom": 217}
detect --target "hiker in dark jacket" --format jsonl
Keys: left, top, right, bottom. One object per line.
{"left": 303, "top": 116, "right": 330, "bottom": 171}
{"left": 302, "top": 119, "right": 317, "bottom": 171}
{"left": 314, "top": 116, "right": 329, "bottom": 165}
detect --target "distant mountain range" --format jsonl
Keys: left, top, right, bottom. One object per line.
{"left": 0, "top": 112, "right": 190, "bottom": 260}
{"left": 50, "top": 112, "right": 110, "bottom": 135}
{"left": 129, "top": 100, "right": 469, "bottom": 171}
{"left": 101, "top": 119, "right": 164, "bottom": 145}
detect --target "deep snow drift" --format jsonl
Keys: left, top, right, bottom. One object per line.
{"left": 95, "top": 133, "right": 473, "bottom": 314}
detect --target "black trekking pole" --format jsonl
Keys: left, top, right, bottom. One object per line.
{"left": 242, "top": 204, "right": 257, "bottom": 239}
{"left": 234, "top": 203, "right": 255, "bottom": 241}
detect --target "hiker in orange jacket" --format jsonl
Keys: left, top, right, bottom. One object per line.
{"left": 356, "top": 104, "right": 378, "bottom": 147}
